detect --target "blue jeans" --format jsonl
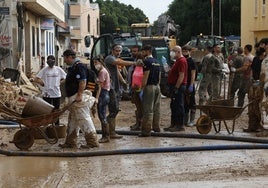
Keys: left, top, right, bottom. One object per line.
{"left": 108, "top": 89, "right": 120, "bottom": 119}
{"left": 169, "top": 85, "right": 186, "bottom": 126}
{"left": 97, "top": 89, "right": 110, "bottom": 124}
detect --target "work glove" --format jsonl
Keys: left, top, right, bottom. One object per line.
{"left": 187, "top": 85, "right": 194, "bottom": 93}
{"left": 230, "top": 67, "right": 236, "bottom": 72}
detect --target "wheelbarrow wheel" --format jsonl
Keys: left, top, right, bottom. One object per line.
{"left": 13, "top": 129, "right": 34, "bottom": 150}
{"left": 196, "top": 115, "right": 212, "bottom": 134}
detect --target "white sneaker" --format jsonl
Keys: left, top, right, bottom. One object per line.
{"left": 161, "top": 94, "right": 167, "bottom": 99}
{"left": 187, "top": 121, "right": 195, "bottom": 127}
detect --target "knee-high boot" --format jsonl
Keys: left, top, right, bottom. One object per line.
{"left": 130, "top": 111, "right": 141, "bottom": 131}
{"left": 99, "top": 122, "right": 110, "bottom": 143}
{"left": 108, "top": 118, "right": 123, "bottom": 139}
{"left": 59, "top": 129, "right": 77, "bottom": 148}
{"left": 81, "top": 132, "right": 99, "bottom": 148}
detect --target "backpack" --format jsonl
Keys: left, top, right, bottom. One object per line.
{"left": 86, "top": 65, "right": 99, "bottom": 97}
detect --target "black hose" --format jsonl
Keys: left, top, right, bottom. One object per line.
{"left": 97, "top": 130, "right": 268, "bottom": 144}
{"left": 0, "top": 119, "right": 19, "bottom": 125}
{"left": 1, "top": 129, "right": 268, "bottom": 157}
{"left": 1, "top": 144, "right": 268, "bottom": 157}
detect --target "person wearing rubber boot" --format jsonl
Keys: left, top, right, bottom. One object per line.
{"left": 182, "top": 45, "right": 196, "bottom": 127}
{"left": 164, "top": 45, "right": 188, "bottom": 132}
{"left": 244, "top": 44, "right": 267, "bottom": 132}
{"left": 104, "top": 44, "right": 143, "bottom": 139}
{"left": 138, "top": 45, "right": 161, "bottom": 137}
{"left": 93, "top": 55, "right": 111, "bottom": 143}
{"left": 129, "top": 45, "right": 143, "bottom": 131}
{"left": 59, "top": 49, "right": 99, "bottom": 149}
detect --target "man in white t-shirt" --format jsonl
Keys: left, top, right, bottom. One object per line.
{"left": 34, "top": 55, "right": 66, "bottom": 125}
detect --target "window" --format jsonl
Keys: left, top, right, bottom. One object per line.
{"left": 255, "top": 0, "right": 258, "bottom": 17}
{"left": 87, "top": 14, "right": 90, "bottom": 33}
{"left": 32, "top": 26, "right": 35, "bottom": 56}
{"left": 262, "top": 0, "right": 266, "bottom": 16}
{"left": 45, "top": 30, "right": 54, "bottom": 56}
{"left": 36, "top": 28, "right": 40, "bottom": 56}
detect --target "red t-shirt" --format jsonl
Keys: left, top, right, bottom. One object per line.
{"left": 167, "top": 56, "right": 188, "bottom": 85}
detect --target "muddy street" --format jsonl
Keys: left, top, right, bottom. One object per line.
{"left": 1, "top": 98, "right": 268, "bottom": 187}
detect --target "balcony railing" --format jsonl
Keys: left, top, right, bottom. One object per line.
{"left": 21, "top": 0, "right": 64, "bottom": 22}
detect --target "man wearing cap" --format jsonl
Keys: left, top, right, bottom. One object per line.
{"left": 33, "top": 55, "right": 66, "bottom": 126}
{"left": 198, "top": 46, "right": 213, "bottom": 104}
{"left": 59, "top": 49, "right": 99, "bottom": 148}
{"left": 210, "top": 44, "right": 224, "bottom": 101}
{"left": 104, "top": 44, "right": 142, "bottom": 139}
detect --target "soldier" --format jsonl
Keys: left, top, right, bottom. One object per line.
{"left": 198, "top": 46, "right": 213, "bottom": 105}
{"left": 210, "top": 44, "right": 224, "bottom": 101}
{"left": 230, "top": 47, "right": 244, "bottom": 102}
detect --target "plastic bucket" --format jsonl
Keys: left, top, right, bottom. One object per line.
{"left": 22, "top": 96, "right": 54, "bottom": 117}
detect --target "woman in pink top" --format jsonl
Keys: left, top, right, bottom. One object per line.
{"left": 93, "top": 55, "right": 111, "bottom": 143}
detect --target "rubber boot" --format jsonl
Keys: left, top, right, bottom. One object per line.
{"left": 188, "top": 111, "right": 195, "bottom": 127}
{"left": 59, "top": 130, "right": 77, "bottom": 148}
{"left": 130, "top": 110, "right": 138, "bottom": 129}
{"left": 164, "top": 119, "right": 175, "bottom": 131}
{"left": 152, "top": 114, "right": 161, "bottom": 132}
{"left": 139, "top": 113, "right": 153, "bottom": 137}
{"left": 99, "top": 123, "right": 110, "bottom": 143}
{"left": 108, "top": 118, "right": 123, "bottom": 139}
{"left": 130, "top": 111, "right": 141, "bottom": 131}
{"left": 81, "top": 132, "right": 99, "bottom": 148}
{"left": 168, "top": 122, "right": 185, "bottom": 132}
{"left": 184, "top": 112, "right": 189, "bottom": 126}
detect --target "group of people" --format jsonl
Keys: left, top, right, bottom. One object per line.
{"left": 34, "top": 38, "right": 268, "bottom": 149}
{"left": 198, "top": 39, "right": 268, "bottom": 133}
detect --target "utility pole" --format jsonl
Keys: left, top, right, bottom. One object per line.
{"left": 219, "top": 0, "right": 221, "bottom": 36}
{"left": 211, "top": 0, "right": 214, "bottom": 36}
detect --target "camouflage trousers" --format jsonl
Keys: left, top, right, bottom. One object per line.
{"left": 211, "top": 74, "right": 221, "bottom": 101}
{"left": 198, "top": 74, "right": 212, "bottom": 105}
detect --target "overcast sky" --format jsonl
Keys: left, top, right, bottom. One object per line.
{"left": 117, "top": 0, "right": 173, "bottom": 22}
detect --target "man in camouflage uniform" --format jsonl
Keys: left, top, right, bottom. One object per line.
{"left": 210, "top": 44, "right": 224, "bottom": 101}
{"left": 230, "top": 47, "right": 244, "bottom": 102}
{"left": 198, "top": 46, "right": 213, "bottom": 105}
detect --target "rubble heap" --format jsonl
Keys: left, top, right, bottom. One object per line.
{"left": 0, "top": 78, "right": 28, "bottom": 115}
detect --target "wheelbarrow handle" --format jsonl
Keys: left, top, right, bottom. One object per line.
{"left": 242, "top": 98, "right": 259, "bottom": 111}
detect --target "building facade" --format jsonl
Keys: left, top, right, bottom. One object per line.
{"left": 241, "top": 0, "right": 268, "bottom": 47}
{"left": 0, "top": 0, "right": 99, "bottom": 75}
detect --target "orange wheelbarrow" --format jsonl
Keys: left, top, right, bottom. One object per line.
{"left": 0, "top": 101, "right": 74, "bottom": 150}
{"left": 195, "top": 99, "right": 251, "bottom": 134}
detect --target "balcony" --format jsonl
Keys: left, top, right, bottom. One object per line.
{"left": 21, "top": 0, "right": 64, "bottom": 22}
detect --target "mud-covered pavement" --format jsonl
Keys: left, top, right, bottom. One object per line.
{"left": 1, "top": 98, "right": 268, "bottom": 187}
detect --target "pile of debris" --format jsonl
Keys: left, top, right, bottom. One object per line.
{"left": 0, "top": 73, "right": 40, "bottom": 115}
{"left": 0, "top": 78, "right": 27, "bottom": 114}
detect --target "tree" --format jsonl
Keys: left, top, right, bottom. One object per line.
{"left": 167, "top": 0, "right": 240, "bottom": 45}
{"left": 95, "top": 0, "right": 147, "bottom": 34}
